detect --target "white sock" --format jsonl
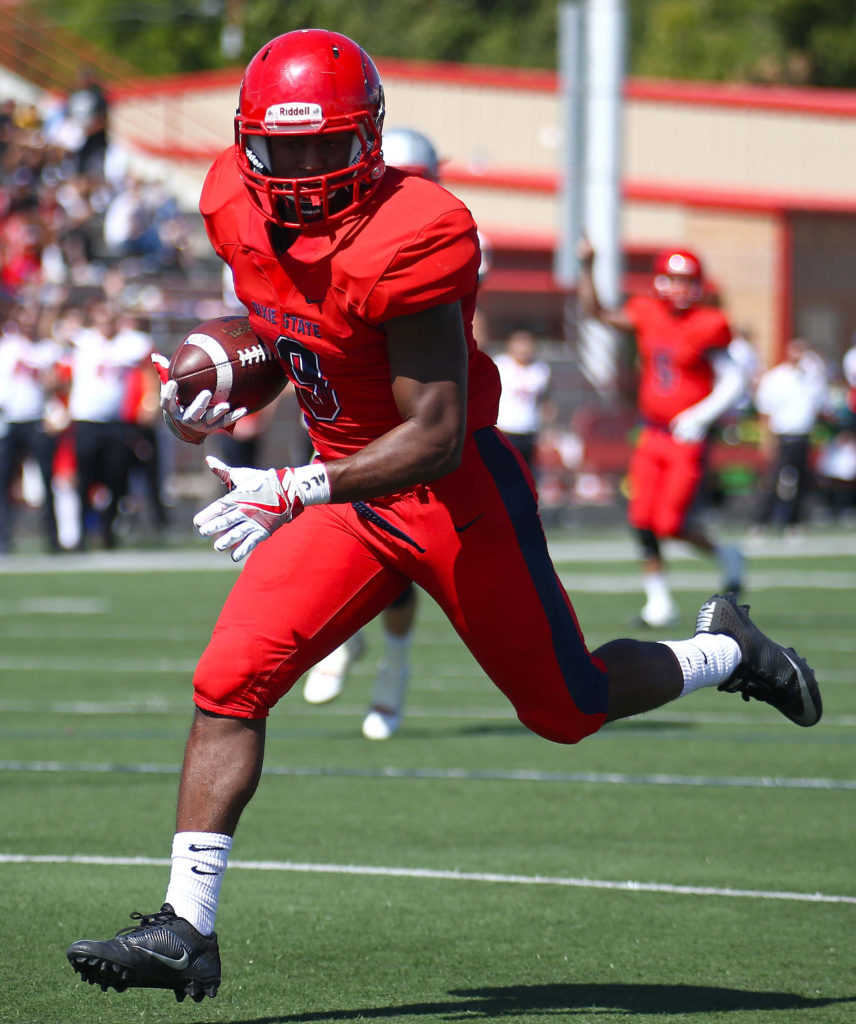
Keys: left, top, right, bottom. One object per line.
{"left": 659, "top": 633, "right": 742, "bottom": 696}
{"left": 644, "top": 572, "right": 672, "bottom": 606}
{"left": 164, "top": 831, "right": 232, "bottom": 935}
{"left": 369, "top": 631, "right": 411, "bottom": 713}
{"left": 382, "top": 629, "right": 410, "bottom": 669}
{"left": 715, "top": 543, "right": 744, "bottom": 587}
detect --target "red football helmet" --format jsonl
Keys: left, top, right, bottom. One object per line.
{"left": 652, "top": 247, "right": 705, "bottom": 310}
{"left": 234, "top": 29, "right": 386, "bottom": 230}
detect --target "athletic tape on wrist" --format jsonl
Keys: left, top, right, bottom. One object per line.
{"left": 292, "top": 462, "right": 331, "bottom": 506}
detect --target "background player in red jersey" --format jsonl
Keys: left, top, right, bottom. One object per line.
{"left": 67, "top": 30, "right": 820, "bottom": 1004}
{"left": 577, "top": 237, "right": 747, "bottom": 627}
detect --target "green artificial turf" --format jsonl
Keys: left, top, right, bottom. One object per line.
{"left": 0, "top": 526, "right": 853, "bottom": 1023}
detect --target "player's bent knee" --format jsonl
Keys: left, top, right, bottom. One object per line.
{"left": 652, "top": 514, "right": 684, "bottom": 539}
{"left": 193, "top": 629, "right": 280, "bottom": 718}
{"left": 516, "top": 707, "right": 607, "bottom": 745}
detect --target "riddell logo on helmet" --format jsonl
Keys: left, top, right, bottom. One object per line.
{"left": 265, "top": 103, "right": 323, "bottom": 127}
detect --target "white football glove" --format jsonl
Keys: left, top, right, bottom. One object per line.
{"left": 194, "top": 455, "right": 330, "bottom": 562}
{"left": 670, "top": 408, "right": 712, "bottom": 444}
{"left": 670, "top": 350, "right": 747, "bottom": 444}
{"left": 151, "top": 353, "right": 246, "bottom": 445}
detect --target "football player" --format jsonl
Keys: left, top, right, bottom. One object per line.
{"left": 301, "top": 127, "right": 443, "bottom": 740}
{"left": 577, "top": 237, "right": 747, "bottom": 627}
{"left": 67, "top": 30, "right": 821, "bottom": 1003}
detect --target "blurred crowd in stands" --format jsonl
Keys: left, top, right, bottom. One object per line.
{"left": 1, "top": 82, "right": 856, "bottom": 556}
{"left": 0, "top": 88, "right": 191, "bottom": 299}
{"left": 0, "top": 84, "right": 213, "bottom": 554}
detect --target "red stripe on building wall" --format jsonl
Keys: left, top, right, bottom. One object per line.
{"left": 108, "top": 67, "right": 242, "bottom": 100}
{"left": 128, "top": 136, "right": 856, "bottom": 221}
{"left": 108, "top": 55, "right": 856, "bottom": 122}
{"left": 624, "top": 181, "right": 856, "bottom": 216}
{"left": 627, "top": 76, "right": 856, "bottom": 118}
{"left": 376, "top": 56, "right": 557, "bottom": 92}
{"left": 442, "top": 163, "right": 557, "bottom": 193}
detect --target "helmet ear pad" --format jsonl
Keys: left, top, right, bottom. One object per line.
{"left": 244, "top": 136, "right": 271, "bottom": 175}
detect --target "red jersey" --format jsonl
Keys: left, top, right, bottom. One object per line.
{"left": 624, "top": 294, "right": 731, "bottom": 427}
{"left": 200, "top": 148, "right": 500, "bottom": 460}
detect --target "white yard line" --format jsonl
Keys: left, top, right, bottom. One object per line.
{"left": 0, "top": 852, "right": 852, "bottom": 905}
{"left": 1, "top": 697, "right": 855, "bottom": 722}
{"left": 1, "top": 530, "right": 855, "bottom": 575}
{"left": 1, "top": 759, "right": 854, "bottom": 790}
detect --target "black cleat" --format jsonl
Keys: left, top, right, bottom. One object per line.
{"left": 695, "top": 593, "right": 821, "bottom": 727}
{"left": 67, "top": 904, "right": 220, "bottom": 1002}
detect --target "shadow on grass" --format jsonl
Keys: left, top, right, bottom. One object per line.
{"left": 221, "top": 981, "right": 856, "bottom": 1022}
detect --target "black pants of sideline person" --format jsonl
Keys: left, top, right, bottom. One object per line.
{"left": 0, "top": 419, "right": 59, "bottom": 553}
{"left": 73, "top": 419, "right": 131, "bottom": 549}
{"left": 500, "top": 430, "right": 539, "bottom": 472}
{"left": 755, "top": 433, "right": 812, "bottom": 528}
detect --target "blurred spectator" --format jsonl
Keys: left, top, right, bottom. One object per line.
{"left": 66, "top": 301, "right": 151, "bottom": 549}
{"left": 752, "top": 337, "right": 829, "bottom": 534}
{"left": 0, "top": 98, "right": 15, "bottom": 162}
{"left": 843, "top": 338, "right": 856, "bottom": 427}
{"left": 104, "top": 177, "right": 161, "bottom": 262}
{"left": 494, "top": 328, "right": 551, "bottom": 472}
{"left": 64, "top": 68, "right": 110, "bottom": 179}
{"left": 51, "top": 174, "right": 105, "bottom": 284}
{"left": 117, "top": 311, "right": 169, "bottom": 535}
{"left": 815, "top": 429, "right": 856, "bottom": 522}
{"left": 48, "top": 306, "right": 83, "bottom": 549}
{"left": 533, "top": 410, "right": 585, "bottom": 518}
{"left": 104, "top": 176, "right": 185, "bottom": 272}
{"left": 0, "top": 304, "right": 64, "bottom": 552}
{"left": 0, "top": 220, "right": 43, "bottom": 296}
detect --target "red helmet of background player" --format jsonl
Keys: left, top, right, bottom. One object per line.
{"left": 234, "top": 29, "right": 386, "bottom": 230}
{"left": 652, "top": 248, "right": 705, "bottom": 310}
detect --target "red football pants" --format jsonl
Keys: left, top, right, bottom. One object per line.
{"left": 628, "top": 426, "right": 706, "bottom": 537}
{"left": 193, "top": 427, "right": 608, "bottom": 744}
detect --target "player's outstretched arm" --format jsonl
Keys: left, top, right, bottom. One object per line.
{"left": 576, "top": 235, "right": 634, "bottom": 332}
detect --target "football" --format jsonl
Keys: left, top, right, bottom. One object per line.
{"left": 169, "top": 315, "right": 287, "bottom": 414}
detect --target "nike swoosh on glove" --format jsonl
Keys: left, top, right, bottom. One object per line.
{"left": 151, "top": 353, "right": 246, "bottom": 445}
{"left": 193, "top": 456, "right": 307, "bottom": 562}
